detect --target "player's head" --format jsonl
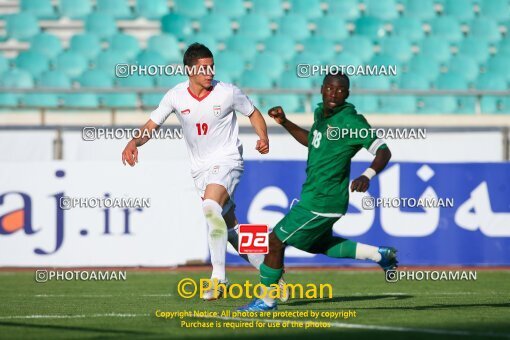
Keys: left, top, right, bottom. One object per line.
{"left": 183, "top": 43, "right": 214, "bottom": 88}
{"left": 321, "top": 73, "right": 350, "bottom": 109}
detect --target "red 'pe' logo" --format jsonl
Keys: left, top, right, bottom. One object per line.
{"left": 238, "top": 224, "right": 269, "bottom": 254}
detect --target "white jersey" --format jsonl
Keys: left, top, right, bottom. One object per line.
{"left": 150, "top": 80, "right": 255, "bottom": 177}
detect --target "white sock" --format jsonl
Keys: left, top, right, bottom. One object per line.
{"left": 355, "top": 243, "right": 382, "bottom": 262}
{"left": 203, "top": 199, "right": 228, "bottom": 281}
{"left": 227, "top": 224, "right": 264, "bottom": 270}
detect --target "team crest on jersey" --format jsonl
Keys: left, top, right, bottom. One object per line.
{"left": 213, "top": 105, "right": 221, "bottom": 117}
{"left": 180, "top": 109, "right": 190, "bottom": 115}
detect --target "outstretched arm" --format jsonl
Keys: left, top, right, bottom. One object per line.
{"left": 268, "top": 106, "right": 309, "bottom": 147}
{"left": 121, "top": 119, "right": 160, "bottom": 166}
{"left": 351, "top": 147, "right": 392, "bottom": 192}
{"left": 248, "top": 108, "right": 269, "bottom": 154}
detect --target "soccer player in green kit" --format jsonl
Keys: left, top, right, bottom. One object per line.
{"left": 238, "top": 73, "right": 397, "bottom": 311}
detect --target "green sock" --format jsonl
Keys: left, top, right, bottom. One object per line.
{"left": 260, "top": 263, "right": 283, "bottom": 287}
{"left": 324, "top": 238, "right": 357, "bottom": 259}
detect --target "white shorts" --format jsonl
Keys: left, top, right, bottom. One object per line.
{"left": 193, "top": 162, "right": 244, "bottom": 201}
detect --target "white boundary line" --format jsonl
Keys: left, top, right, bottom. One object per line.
{"left": 0, "top": 313, "right": 508, "bottom": 338}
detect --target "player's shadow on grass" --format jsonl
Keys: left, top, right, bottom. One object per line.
{"left": 284, "top": 294, "right": 413, "bottom": 307}
{"left": 0, "top": 321, "right": 155, "bottom": 336}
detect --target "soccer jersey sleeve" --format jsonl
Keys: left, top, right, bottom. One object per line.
{"left": 232, "top": 85, "right": 255, "bottom": 117}
{"left": 150, "top": 90, "right": 175, "bottom": 125}
{"left": 347, "top": 113, "right": 387, "bottom": 155}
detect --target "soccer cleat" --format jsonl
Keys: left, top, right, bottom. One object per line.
{"left": 278, "top": 277, "right": 290, "bottom": 302}
{"left": 377, "top": 246, "right": 398, "bottom": 271}
{"left": 202, "top": 278, "right": 230, "bottom": 301}
{"left": 237, "top": 298, "right": 277, "bottom": 311}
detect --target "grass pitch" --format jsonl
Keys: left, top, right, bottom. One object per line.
{"left": 0, "top": 268, "right": 509, "bottom": 339}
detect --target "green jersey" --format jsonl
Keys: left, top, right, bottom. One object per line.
{"left": 299, "top": 102, "right": 387, "bottom": 214}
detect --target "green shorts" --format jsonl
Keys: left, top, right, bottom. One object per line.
{"left": 273, "top": 203, "right": 341, "bottom": 253}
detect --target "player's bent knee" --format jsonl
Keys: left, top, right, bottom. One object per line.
{"left": 269, "top": 232, "right": 284, "bottom": 252}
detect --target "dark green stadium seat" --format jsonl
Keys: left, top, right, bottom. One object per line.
{"left": 240, "top": 70, "right": 273, "bottom": 89}
{"left": 1, "top": 69, "right": 34, "bottom": 88}
{"left": 30, "top": 33, "right": 62, "bottom": 60}
{"left": 486, "top": 55, "right": 510, "bottom": 81}
{"left": 109, "top": 33, "right": 141, "bottom": 60}
{"left": 133, "top": 51, "right": 166, "bottom": 67}
{"left": 211, "top": 0, "right": 246, "bottom": 19}
{"left": 147, "top": 34, "right": 181, "bottom": 63}
{"left": 278, "top": 14, "right": 310, "bottom": 40}
{"left": 21, "top": 0, "right": 57, "bottom": 19}
{"left": 55, "top": 51, "right": 88, "bottom": 79}
{"left": 185, "top": 33, "right": 219, "bottom": 54}
{"left": 161, "top": 13, "right": 193, "bottom": 40}
{"left": 6, "top": 13, "right": 40, "bottom": 41}
{"left": 252, "top": 0, "right": 284, "bottom": 19}
{"left": 200, "top": 14, "right": 233, "bottom": 40}
{"left": 264, "top": 35, "right": 297, "bottom": 61}
{"left": 215, "top": 51, "right": 245, "bottom": 79}
{"left": 38, "top": 70, "right": 71, "bottom": 88}
{"left": 135, "top": 0, "right": 168, "bottom": 19}
{"left": 117, "top": 74, "right": 154, "bottom": 88}
{"left": 155, "top": 74, "right": 188, "bottom": 88}
{"left": 443, "top": 0, "right": 475, "bottom": 22}
{"left": 302, "top": 36, "right": 336, "bottom": 62}
{"left": 252, "top": 52, "right": 285, "bottom": 80}
{"left": 260, "top": 94, "right": 302, "bottom": 113}
{"left": 398, "top": 73, "right": 431, "bottom": 89}
{"left": 458, "top": 38, "right": 490, "bottom": 64}
{"left": 379, "top": 95, "right": 417, "bottom": 113}
{"left": 225, "top": 35, "right": 259, "bottom": 61}
{"left": 417, "top": 96, "right": 457, "bottom": 114}
{"left": 479, "top": 0, "right": 510, "bottom": 22}
{"left": 142, "top": 93, "right": 164, "bottom": 107}
{"left": 365, "top": 0, "right": 399, "bottom": 20}
{"left": 95, "top": 50, "right": 127, "bottom": 74}
{"left": 379, "top": 37, "right": 413, "bottom": 63}
{"left": 468, "top": 17, "right": 501, "bottom": 43}
{"left": 85, "top": 13, "right": 117, "bottom": 40}
{"left": 430, "top": 16, "right": 462, "bottom": 43}
{"left": 62, "top": 94, "right": 99, "bottom": 108}
{"left": 79, "top": 70, "right": 114, "bottom": 88}
{"left": 407, "top": 55, "right": 440, "bottom": 82}
{"left": 403, "top": 0, "right": 436, "bottom": 20}
{"left": 448, "top": 55, "right": 479, "bottom": 82}
{"left": 96, "top": 0, "right": 133, "bottom": 19}
{"left": 60, "top": 0, "right": 92, "bottom": 19}
{"left": 354, "top": 17, "right": 386, "bottom": 39}
{"left": 419, "top": 37, "right": 452, "bottom": 62}
{"left": 101, "top": 94, "right": 138, "bottom": 108}
{"left": 69, "top": 34, "right": 102, "bottom": 61}
{"left": 238, "top": 14, "right": 272, "bottom": 40}
{"left": 22, "top": 93, "right": 60, "bottom": 107}
{"left": 278, "top": 71, "right": 313, "bottom": 90}
{"left": 15, "top": 51, "right": 49, "bottom": 78}
{"left": 290, "top": 0, "right": 323, "bottom": 19}
{"left": 391, "top": 17, "right": 424, "bottom": 42}
{"left": 350, "top": 95, "right": 379, "bottom": 113}
{"left": 314, "top": 16, "right": 348, "bottom": 42}
{"left": 173, "top": 0, "right": 207, "bottom": 19}
{"left": 326, "top": 0, "right": 360, "bottom": 20}
{"left": 340, "top": 36, "right": 374, "bottom": 62}
{"left": 475, "top": 73, "right": 507, "bottom": 91}
{"left": 435, "top": 72, "right": 468, "bottom": 90}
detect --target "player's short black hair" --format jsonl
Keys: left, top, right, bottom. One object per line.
{"left": 183, "top": 43, "right": 213, "bottom": 67}
{"left": 323, "top": 73, "right": 350, "bottom": 89}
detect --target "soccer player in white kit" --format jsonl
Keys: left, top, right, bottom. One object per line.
{"left": 122, "top": 43, "right": 282, "bottom": 300}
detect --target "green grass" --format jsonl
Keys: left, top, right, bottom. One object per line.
{"left": 0, "top": 269, "right": 509, "bottom": 339}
